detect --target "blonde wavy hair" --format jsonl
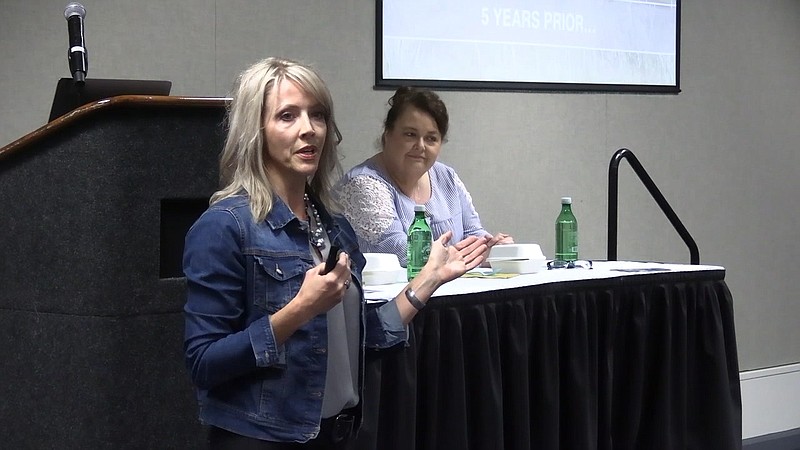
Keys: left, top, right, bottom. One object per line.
{"left": 211, "top": 57, "right": 343, "bottom": 222}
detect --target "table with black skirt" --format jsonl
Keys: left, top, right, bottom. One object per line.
{"left": 354, "top": 261, "right": 741, "bottom": 450}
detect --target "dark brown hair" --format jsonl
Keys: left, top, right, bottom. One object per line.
{"left": 382, "top": 86, "right": 449, "bottom": 143}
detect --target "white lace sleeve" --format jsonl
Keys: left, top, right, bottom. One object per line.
{"left": 337, "top": 176, "right": 396, "bottom": 245}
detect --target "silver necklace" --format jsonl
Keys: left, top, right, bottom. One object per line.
{"left": 304, "top": 193, "right": 325, "bottom": 249}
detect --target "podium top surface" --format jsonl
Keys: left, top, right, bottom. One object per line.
{"left": 0, "top": 94, "right": 229, "bottom": 163}
{"left": 49, "top": 78, "right": 173, "bottom": 122}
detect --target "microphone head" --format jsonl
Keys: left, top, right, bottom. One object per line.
{"left": 64, "top": 2, "right": 86, "bottom": 20}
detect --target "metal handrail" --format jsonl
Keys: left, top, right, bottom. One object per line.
{"left": 608, "top": 148, "right": 699, "bottom": 264}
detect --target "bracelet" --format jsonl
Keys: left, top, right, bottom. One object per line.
{"left": 404, "top": 288, "right": 426, "bottom": 311}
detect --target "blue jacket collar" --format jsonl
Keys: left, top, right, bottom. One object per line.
{"left": 264, "top": 194, "right": 298, "bottom": 230}
{"left": 264, "top": 190, "right": 336, "bottom": 233}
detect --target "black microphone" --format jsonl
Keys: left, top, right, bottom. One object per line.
{"left": 64, "top": 2, "right": 87, "bottom": 83}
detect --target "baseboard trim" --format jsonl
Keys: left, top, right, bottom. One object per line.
{"left": 741, "top": 362, "right": 800, "bottom": 439}
{"left": 743, "top": 427, "right": 800, "bottom": 450}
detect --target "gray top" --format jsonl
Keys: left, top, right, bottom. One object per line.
{"left": 306, "top": 206, "right": 360, "bottom": 418}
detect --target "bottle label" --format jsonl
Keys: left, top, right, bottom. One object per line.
{"left": 555, "top": 222, "right": 578, "bottom": 261}
{"left": 407, "top": 230, "right": 432, "bottom": 279}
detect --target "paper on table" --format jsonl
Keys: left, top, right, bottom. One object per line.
{"left": 462, "top": 272, "right": 519, "bottom": 279}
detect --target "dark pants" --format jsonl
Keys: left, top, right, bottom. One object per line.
{"left": 208, "top": 413, "right": 356, "bottom": 450}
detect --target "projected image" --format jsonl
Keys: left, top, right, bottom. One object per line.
{"left": 378, "top": 0, "right": 680, "bottom": 92}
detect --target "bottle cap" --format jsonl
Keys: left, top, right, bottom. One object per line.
{"left": 561, "top": 197, "right": 572, "bottom": 204}
{"left": 414, "top": 204, "right": 426, "bottom": 212}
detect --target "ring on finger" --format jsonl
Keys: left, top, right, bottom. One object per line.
{"left": 344, "top": 279, "right": 351, "bottom": 289}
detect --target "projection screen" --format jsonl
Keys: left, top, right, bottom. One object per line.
{"left": 376, "top": 0, "right": 681, "bottom": 93}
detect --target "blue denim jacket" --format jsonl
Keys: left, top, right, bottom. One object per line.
{"left": 183, "top": 193, "right": 408, "bottom": 442}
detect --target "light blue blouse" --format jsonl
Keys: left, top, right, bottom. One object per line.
{"left": 335, "top": 157, "right": 488, "bottom": 266}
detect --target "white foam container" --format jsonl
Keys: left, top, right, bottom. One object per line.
{"left": 487, "top": 244, "right": 548, "bottom": 274}
{"left": 489, "top": 258, "right": 548, "bottom": 274}
{"left": 362, "top": 253, "right": 406, "bottom": 285}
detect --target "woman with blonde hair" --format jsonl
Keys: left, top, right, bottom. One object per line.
{"left": 183, "top": 57, "right": 488, "bottom": 449}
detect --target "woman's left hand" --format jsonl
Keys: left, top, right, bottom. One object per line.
{"left": 487, "top": 232, "right": 514, "bottom": 248}
{"left": 425, "top": 231, "right": 488, "bottom": 284}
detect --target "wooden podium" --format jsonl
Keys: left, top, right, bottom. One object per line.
{"left": 0, "top": 96, "right": 227, "bottom": 448}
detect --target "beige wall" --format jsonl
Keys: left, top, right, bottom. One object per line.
{"left": 2, "top": 0, "right": 798, "bottom": 371}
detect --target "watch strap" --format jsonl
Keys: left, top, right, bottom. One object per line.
{"left": 404, "top": 287, "right": 426, "bottom": 311}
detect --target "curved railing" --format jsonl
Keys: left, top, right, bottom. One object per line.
{"left": 608, "top": 148, "right": 700, "bottom": 264}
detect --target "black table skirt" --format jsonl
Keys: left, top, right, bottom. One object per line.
{"left": 355, "top": 270, "right": 741, "bottom": 450}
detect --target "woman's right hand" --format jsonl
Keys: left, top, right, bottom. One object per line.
{"left": 295, "top": 251, "right": 351, "bottom": 317}
{"left": 269, "top": 252, "right": 351, "bottom": 344}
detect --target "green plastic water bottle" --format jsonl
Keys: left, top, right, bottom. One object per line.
{"left": 407, "top": 205, "right": 432, "bottom": 280}
{"left": 555, "top": 196, "right": 578, "bottom": 262}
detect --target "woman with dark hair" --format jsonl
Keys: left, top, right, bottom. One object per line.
{"left": 183, "top": 59, "right": 488, "bottom": 449}
{"left": 335, "top": 86, "right": 513, "bottom": 267}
